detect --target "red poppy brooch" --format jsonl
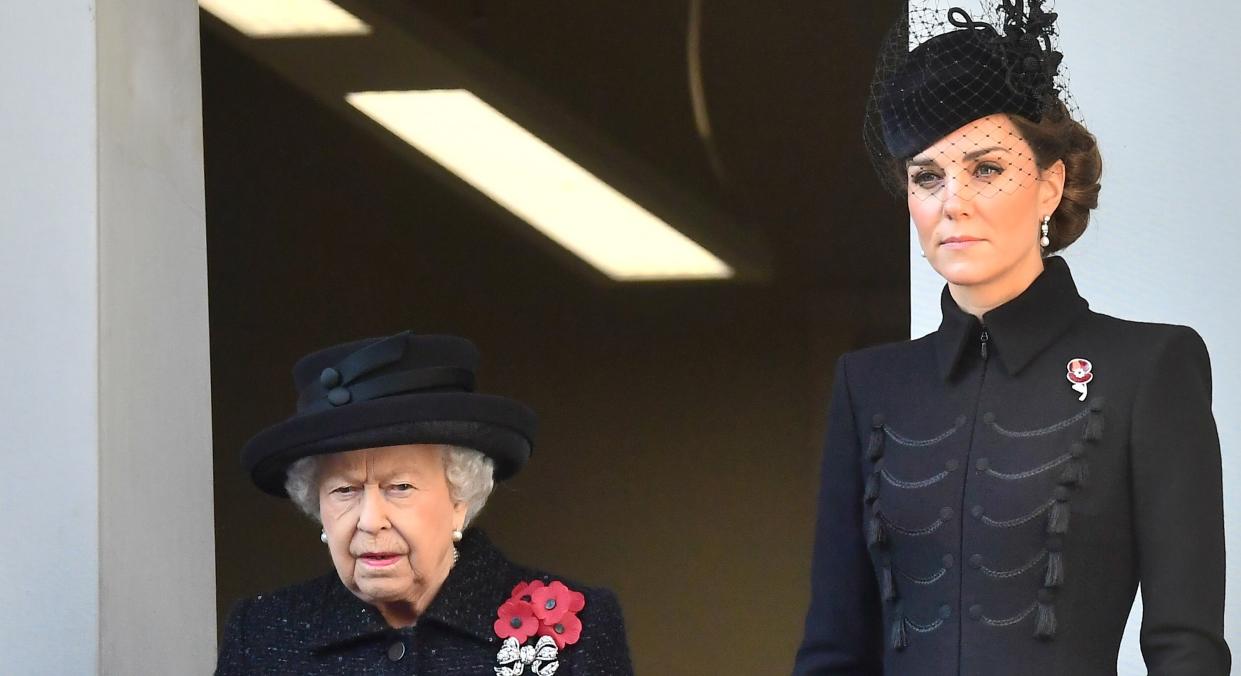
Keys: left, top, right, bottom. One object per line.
{"left": 1066, "top": 358, "right": 1093, "bottom": 401}
{"left": 493, "top": 580, "right": 586, "bottom": 675}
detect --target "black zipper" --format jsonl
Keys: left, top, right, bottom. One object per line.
{"left": 958, "top": 325, "right": 990, "bottom": 674}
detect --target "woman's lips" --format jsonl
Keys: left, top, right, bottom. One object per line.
{"left": 359, "top": 553, "right": 401, "bottom": 567}
{"left": 939, "top": 236, "right": 984, "bottom": 250}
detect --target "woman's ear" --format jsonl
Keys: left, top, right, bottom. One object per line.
{"left": 1039, "top": 159, "right": 1066, "bottom": 216}
{"left": 452, "top": 500, "right": 468, "bottom": 531}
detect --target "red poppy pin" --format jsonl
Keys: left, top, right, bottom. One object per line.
{"left": 494, "top": 580, "right": 586, "bottom": 675}
{"left": 1066, "top": 358, "right": 1093, "bottom": 401}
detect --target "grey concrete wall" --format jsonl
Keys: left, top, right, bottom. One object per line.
{"left": 0, "top": 3, "right": 101, "bottom": 673}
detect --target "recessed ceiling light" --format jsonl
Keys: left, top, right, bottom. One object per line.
{"left": 199, "top": 0, "right": 371, "bottom": 38}
{"left": 345, "top": 90, "right": 733, "bottom": 281}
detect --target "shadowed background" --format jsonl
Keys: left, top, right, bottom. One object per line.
{"left": 204, "top": 2, "right": 906, "bottom": 672}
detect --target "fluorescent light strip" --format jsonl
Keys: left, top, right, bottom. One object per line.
{"left": 346, "top": 90, "right": 733, "bottom": 281}
{"left": 199, "top": 0, "right": 371, "bottom": 38}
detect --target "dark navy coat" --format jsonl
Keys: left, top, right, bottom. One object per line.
{"left": 795, "top": 257, "right": 1230, "bottom": 675}
{"left": 216, "top": 529, "right": 634, "bottom": 675}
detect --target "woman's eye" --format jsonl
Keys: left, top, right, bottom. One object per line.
{"left": 911, "top": 170, "right": 942, "bottom": 188}
{"left": 330, "top": 486, "right": 357, "bottom": 496}
{"left": 975, "top": 162, "right": 1003, "bottom": 178}
{"left": 390, "top": 483, "right": 415, "bottom": 492}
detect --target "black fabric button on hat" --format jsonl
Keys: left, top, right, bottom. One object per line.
{"left": 240, "top": 331, "right": 538, "bottom": 497}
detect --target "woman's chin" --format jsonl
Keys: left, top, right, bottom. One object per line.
{"left": 929, "top": 257, "right": 995, "bottom": 287}
{"left": 352, "top": 577, "right": 413, "bottom": 604}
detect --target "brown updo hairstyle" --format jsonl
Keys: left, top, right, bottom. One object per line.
{"left": 1008, "top": 100, "right": 1102, "bottom": 253}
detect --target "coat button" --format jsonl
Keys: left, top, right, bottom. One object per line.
{"left": 1046, "top": 536, "right": 1063, "bottom": 552}
{"left": 1070, "top": 442, "right": 1086, "bottom": 458}
{"left": 970, "top": 505, "right": 985, "bottom": 519}
{"left": 327, "top": 387, "right": 351, "bottom": 406}
{"left": 968, "top": 604, "right": 983, "bottom": 620}
{"left": 939, "top": 506, "right": 954, "bottom": 520}
{"left": 939, "top": 604, "right": 952, "bottom": 619}
{"left": 387, "top": 641, "right": 406, "bottom": 662}
{"left": 1037, "top": 588, "right": 1056, "bottom": 604}
{"left": 1053, "top": 486, "right": 1071, "bottom": 502}
{"left": 871, "top": 413, "right": 885, "bottom": 428}
{"left": 945, "top": 459, "right": 959, "bottom": 472}
{"left": 955, "top": 415, "right": 967, "bottom": 427}
{"left": 942, "top": 554, "right": 955, "bottom": 569}
{"left": 968, "top": 553, "right": 983, "bottom": 569}
{"left": 982, "top": 412, "right": 996, "bottom": 424}
{"left": 975, "top": 458, "right": 990, "bottom": 472}
{"left": 319, "top": 367, "right": 341, "bottom": 388}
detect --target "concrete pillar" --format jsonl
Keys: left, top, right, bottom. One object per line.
{"left": 0, "top": 0, "right": 215, "bottom": 673}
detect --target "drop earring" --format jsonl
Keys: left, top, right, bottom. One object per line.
{"left": 320, "top": 530, "right": 328, "bottom": 544}
{"left": 1040, "top": 216, "right": 1051, "bottom": 248}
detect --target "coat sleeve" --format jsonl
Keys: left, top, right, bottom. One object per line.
{"left": 214, "top": 598, "right": 254, "bottom": 676}
{"left": 793, "top": 354, "right": 883, "bottom": 675}
{"left": 571, "top": 587, "right": 635, "bottom": 675}
{"left": 1130, "top": 327, "right": 1231, "bottom": 675}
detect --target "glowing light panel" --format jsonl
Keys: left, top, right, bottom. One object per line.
{"left": 200, "top": 0, "right": 371, "bottom": 38}
{"left": 346, "top": 89, "right": 732, "bottom": 281}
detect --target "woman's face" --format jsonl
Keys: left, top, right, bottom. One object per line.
{"left": 316, "top": 444, "right": 467, "bottom": 620}
{"left": 906, "top": 114, "right": 1064, "bottom": 298}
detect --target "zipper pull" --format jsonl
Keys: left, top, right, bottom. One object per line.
{"left": 980, "top": 328, "right": 990, "bottom": 359}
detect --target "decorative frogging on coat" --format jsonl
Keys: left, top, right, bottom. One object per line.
{"left": 864, "top": 401, "right": 1104, "bottom": 649}
{"left": 971, "top": 401, "right": 1103, "bottom": 640}
{"left": 864, "top": 412, "right": 968, "bottom": 650}
{"left": 1035, "top": 399, "right": 1103, "bottom": 638}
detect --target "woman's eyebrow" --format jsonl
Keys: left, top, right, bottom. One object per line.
{"left": 908, "top": 145, "right": 1010, "bottom": 168}
{"left": 963, "top": 146, "right": 1010, "bottom": 160}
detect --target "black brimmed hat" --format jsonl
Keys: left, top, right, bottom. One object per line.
{"left": 241, "top": 331, "right": 537, "bottom": 497}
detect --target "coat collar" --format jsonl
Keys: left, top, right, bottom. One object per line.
{"left": 933, "top": 256, "right": 1089, "bottom": 381}
{"left": 308, "top": 528, "right": 517, "bottom": 652}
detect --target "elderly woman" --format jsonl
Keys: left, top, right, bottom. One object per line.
{"left": 215, "top": 331, "right": 633, "bottom": 674}
{"left": 795, "top": 2, "right": 1229, "bottom": 674}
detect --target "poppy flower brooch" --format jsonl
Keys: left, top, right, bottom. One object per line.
{"left": 1066, "top": 358, "right": 1093, "bottom": 401}
{"left": 493, "top": 580, "right": 586, "bottom": 675}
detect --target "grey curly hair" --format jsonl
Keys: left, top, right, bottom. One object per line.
{"left": 284, "top": 445, "right": 496, "bottom": 527}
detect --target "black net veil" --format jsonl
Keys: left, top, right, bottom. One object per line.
{"left": 863, "top": 0, "right": 1081, "bottom": 204}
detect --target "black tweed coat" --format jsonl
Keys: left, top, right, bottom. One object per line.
{"left": 216, "top": 529, "right": 633, "bottom": 675}
{"left": 795, "top": 257, "right": 1230, "bottom": 675}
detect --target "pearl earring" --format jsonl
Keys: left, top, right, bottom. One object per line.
{"left": 452, "top": 529, "right": 463, "bottom": 543}
{"left": 1040, "top": 216, "right": 1051, "bottom": 248}
{"left": 320, "top": 530, "right": 328, "bottom": 544}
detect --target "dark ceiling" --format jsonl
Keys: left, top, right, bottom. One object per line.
{"left": 202, "top": 0, "right": 907, "bottom": 291}
{"left": 413, "top": 0, "right": 908, "bottom": 288}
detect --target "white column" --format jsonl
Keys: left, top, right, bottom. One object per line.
{"left": 0, "top": 0, "right": 215, "bottom": 673}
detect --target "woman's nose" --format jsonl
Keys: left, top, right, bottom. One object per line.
{"left": 941, "top": 171, "right": 972, "bottom": 219}
{"left": 355, "top": 486, "right": 390, "bottom": 532}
